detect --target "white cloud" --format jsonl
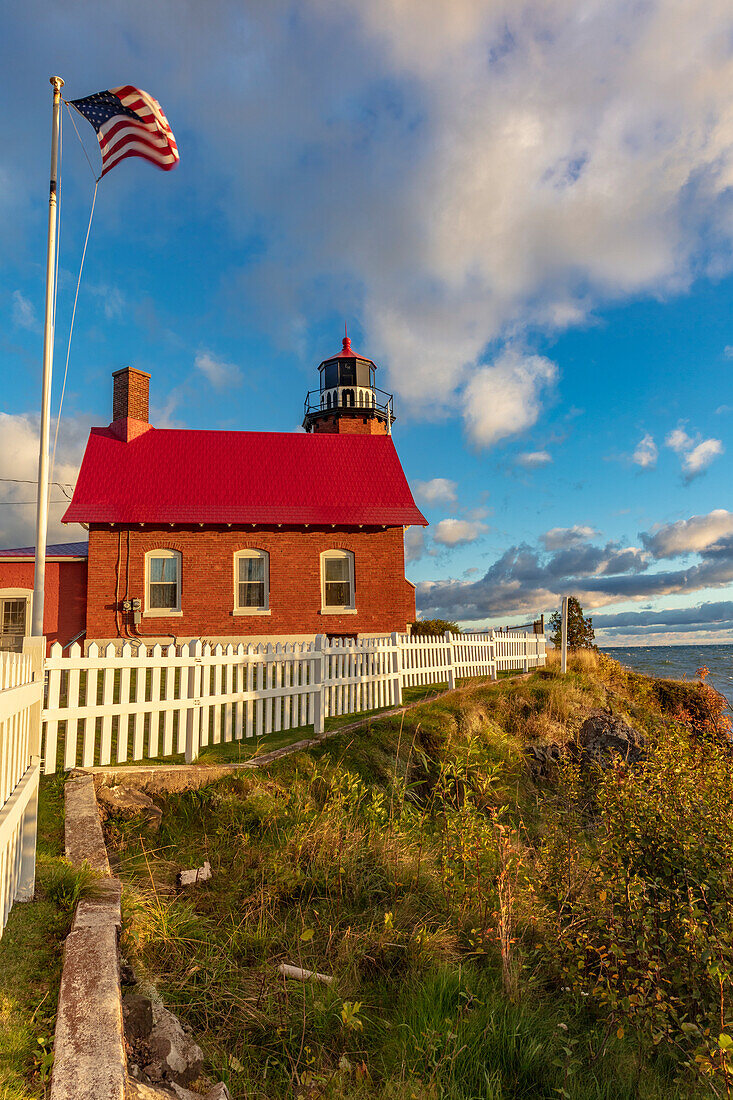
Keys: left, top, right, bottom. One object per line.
{"left": 462, "top": 349, "right": 557, "bottom": 447}
{"left": 405, "top": 526, "right": 426, "bottom": 563}
{"left": 11, "top": 290, "right": 38, "bottom": 332}
{"left": 4, "top": 2, "right": 733, "bottom": 433}
{"left": 724, "top": 346, "right": 733, "bottom": 359}
{"left": 642, "top": 509, "right": 733, "bottom": 558}
{"left": 225, "top": 0, "right": 733, "bottom": 417}
{"left": 632, "top": 433, "right": 657, "bottom": 468}
{"left": 516, "top": 450, "right": 552, "bottom": 468}
{"left": 0, "top": 412, "right": 87, "bottom": 548}
{"left": 194, "top": 350, "right": 242, "bottom": 389}
{"left": 666, "top": 426, "right": 693, "bottom": 454}
{"left": 433, "top": 517, "right": 488, "bottom": 546}
{"left": 665, "top": 424, "right": 723, "bottom": 479}
{"left": 413, "top": 478, "right": 457, "bottom": 505}
{"left": 542, "top": 525, "right": 599, "bottom": 551}
{"left": 681, "top": 438, "right": 724, "bottom": 478}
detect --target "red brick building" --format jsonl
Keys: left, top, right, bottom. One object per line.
{"left": 0, "top": 544, "right": 87, "bottom": 652}
{"left": 56, "top": 334, "right": 426, "bottom": 646}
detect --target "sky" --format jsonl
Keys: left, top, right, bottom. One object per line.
{"left": 2, "top": 0, "right": 733, "bottom": 647}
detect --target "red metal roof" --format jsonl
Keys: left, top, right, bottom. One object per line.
{"left": 0, "top": 542, "right": 88, "bottom": 559}
{"left": 327, "top": 328, "right": 375, "bottom": 363}
{"left": 62, "top": 428, "right": 427, "bottom": 528}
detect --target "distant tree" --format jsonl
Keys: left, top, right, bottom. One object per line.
{"left": 411, "top": 618, "right": 461, "bottom": 636}
{"left": 548, "top": 598, "right": 596, "bottom": 650}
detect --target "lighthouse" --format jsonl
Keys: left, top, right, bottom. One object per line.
{"left": 302, "top": 328, "right": 395, "bottom": 435}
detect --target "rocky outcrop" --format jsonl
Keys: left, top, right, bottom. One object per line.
{"left": 577, "top": 710, "right": 646, "bottom": 767}
{"left": 123, "top": 995, "right": 203, "bottom": 1087}
{"left": 97, "top": 784, "right": 163, "bottom": 831}
{"left": 526, "top": 710, "right": 646, "bottom": 778}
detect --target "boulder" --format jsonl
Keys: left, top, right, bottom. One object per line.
{"left": 170, "top": 1084, "right": 232, "bottom": 1100}
{"left": 525, "top": 712, "right": 646, "bottom": 780}
{"left": 97, "top": 784, "right": 163, "bottom": 830}
{"left": 123, "top": 993, "right": 154, "bottom": 1041}
{"left": 143, "top": 1001, "right": 204, "bottom": 1086}
{"left": 578, "top": 710, "right": 646, "bottom": 767}
{"left": 127, "top": 1080, "right": 177, "bottom": 1099}
{"left": 203, "top": 1085, "right": 233, "bottom": 1100}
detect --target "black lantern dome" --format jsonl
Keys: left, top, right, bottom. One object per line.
{"left": 302, "top": 327, "right": 395, "bottom": 435}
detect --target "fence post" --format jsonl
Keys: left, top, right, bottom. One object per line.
{"left": 560, "top": 596, "right": 568, "bottom": 675}
{"left": 445, "top": 632, "right": 456, "bottom": 690}
{"left": 17, "top": 637, "right": 44, "bottom": 900}
{"left": 312, "top": 634, "right": 325, "bottom": 736}
{"left": 185, "top": 639, "right": 203, "bottom": 764}
{"left": 490, "top": 631, "right": 498, "bottom": 681}
{"left": 390, "top": 631, "right": 403, "bottom": 707}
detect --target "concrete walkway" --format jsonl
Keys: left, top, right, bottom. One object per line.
{"left": 51, "top": 775, "right": 126, "bottom": 1100}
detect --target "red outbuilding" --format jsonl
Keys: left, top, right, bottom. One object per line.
{"left": 8, "top": 334, "right": 424, "bottom": 650}
{"left": 0, "top": 543, "right": 87, "bottom": 653}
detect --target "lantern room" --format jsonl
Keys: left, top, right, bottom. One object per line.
{"left": 302, "top": 329, "right": 395, "bottom": 435}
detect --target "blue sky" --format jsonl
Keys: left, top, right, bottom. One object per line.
{"left": 2, "top": 1, "right": 733, "bottom": 646}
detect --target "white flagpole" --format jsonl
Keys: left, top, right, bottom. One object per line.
{"left": 32, "top": 76, "right": 64, "bottom": 638}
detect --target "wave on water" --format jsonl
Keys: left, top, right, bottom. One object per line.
{"left": 602, "top": 644, "right": 733, "bottom": 705}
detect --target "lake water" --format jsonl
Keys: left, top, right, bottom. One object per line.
{"left": 601, "top": 644, "right": 733, "bottom": 704}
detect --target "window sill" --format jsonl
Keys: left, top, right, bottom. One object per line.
{"left": 320, "top": 608, "right": 358, "bottom": 615}
{"left": 143, "top": 609, "right": 184, "bottom": 618}
{"left": 232, "top": 608, "right": 272, "bottom": 617}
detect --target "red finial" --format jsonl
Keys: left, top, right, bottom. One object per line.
{"left": 342, "top": 322, "right": 353, "bottom": 355}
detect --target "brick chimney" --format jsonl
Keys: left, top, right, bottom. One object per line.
{"left": 110, "top": 367, "right": 152, "bottom": 441}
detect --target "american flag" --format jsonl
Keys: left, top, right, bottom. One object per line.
{"left": 69, "top": 86, "right": 179, "bottom": 177}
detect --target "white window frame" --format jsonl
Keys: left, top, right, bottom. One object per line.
{"left": 144, "top": 549, "right": 183, "bottom": 617}
{"left": 0, "top": 588, "right": 32, "bottom": 647}
{"left": 233, "top": 549, "right": 271, "bottom": 616}
{"left": 320, "top": 549, "right": 356, "bottom": 614}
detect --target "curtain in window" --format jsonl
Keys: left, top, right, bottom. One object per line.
{"left": 238, "top": 555, "right": 266, "bottom": 607}
{"left": 325, "top": 556, "right": 351, "bottom": 607}
{"left": 149, "top": 556, "right": 179, "bottom": 609}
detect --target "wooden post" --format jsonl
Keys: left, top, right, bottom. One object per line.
{"left": 312, "top": 634, "right": 325, "bottom": 736}
{"left": 560, "top": 596, "right": 568, "bottom": 675}
{"left": 445, "top": 632, "right": 456, "bottom": 690}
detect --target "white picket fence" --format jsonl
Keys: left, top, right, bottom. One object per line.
{"left": 41, "top": 630, "right": 546, "bottom": 775}
{"left": 0, "top": 645, "right": 43, "bottom": 936}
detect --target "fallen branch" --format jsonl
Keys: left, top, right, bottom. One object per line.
{"left": 278, "top": 963, "right": 333, "bottom": 985}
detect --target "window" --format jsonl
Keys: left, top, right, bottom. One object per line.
{"left": 234, "top": 550, "right": 270, "bottom": 614}
{"left": 321, "top": 550, "right": 355, "bottom": 613}
{"left": 144, "top": 550, "right": 181, "bottom": 615}
{"left": 0, "top": 591, "right": 31, "bottom": 652}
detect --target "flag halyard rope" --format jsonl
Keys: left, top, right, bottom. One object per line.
{"left": 48, "top": 169, "right": 99, "bottom": 506}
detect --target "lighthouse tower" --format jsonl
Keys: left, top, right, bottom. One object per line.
{"left": 302, "top": 328, "right": 395, "bottom": 435}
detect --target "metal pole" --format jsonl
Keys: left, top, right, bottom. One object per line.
{"left": 560, "top": 595, "right": 568, "bottom": 674}
{"left": 32, "top": 76, "right": 64, "bottom": 638}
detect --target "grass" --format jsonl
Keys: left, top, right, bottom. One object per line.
{"left": 103, "top": 651, "right": 725, "bottom": 1099}
{"left": 55, "top": 679, "right": 493, "bottom": 772}
{"left": 0, "top": 777, "right": 101, "bottom": 1100}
